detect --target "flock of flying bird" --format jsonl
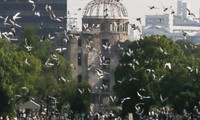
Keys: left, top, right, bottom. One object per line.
{"left": 114, "top": 42, "right": 197, "bottom": 116}
{"left": 129, "top": 3, "right": 197, "bottom": 39}
{"left": 1, "top": 0, "right": 199, "bottom": 116}
{"left": 0, "top": 0, "right": 73, "bottom": 104}
{"left": 83, "top": 32, "right": 173, "bottom": 115}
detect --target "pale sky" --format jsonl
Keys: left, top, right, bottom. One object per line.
{"left": 68, "top": 0, "right": 200, "bottom": 29}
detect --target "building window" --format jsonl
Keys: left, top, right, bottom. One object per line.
{"left": 102, "top": 39, "right": 109, "bottom": 45}
{"left": 78, "top": 53, "right": 82, "bottom": 66}
{"left": 101, "top": 23, "right": 105, "bottom": 31}
{"left": 102, "top": 79, "right": 110, "bottom": 91}
{"left": 109, "top": 23, "right": 112, "bottom": 31}
{"left": 78, "top": 38, "right": 82, "bottom": 47}
{"left": 102, "top": 57, "right": 110, "bottom": 70}
{"left": 78, "top": 74, "right": 82, "bottom": 83}
{"left": 102, "top": 39, "right": 112, "bottom": 53}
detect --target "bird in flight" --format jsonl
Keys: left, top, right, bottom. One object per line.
{"left": 162, "top": 5, "right": 172, "bottom": 12}
{"left": 136, "top": 18, "right": 141, "bottom": 24}
{"left": 12, "top": 12, "right": 21, "bottom": 21}
{"left": 55, "top": 47, "right": 67, "bottom": 53}
{"left": 148, "top": 6, "right": 159, "bottom": 10}
{"left": 24, "top": 58, "right": 30, "bottom": 66}
{"left": 110, "top": 96, "right": 117, "bottom": 102}
{"left": 121, "top": 97, "right": 131, "bottom": 104}
{"left": 24, "top": 38, "right": 33, "bottom": 52}
{"left": 186, "top": 8, "right": 195, "bottom": 17}
{"left": 21, "top": 86, "right": 29, "bottom": 95}
{"left": 128, "top": 23, "right": 141, "bottom": 33}
{"left": 160, "top": 94, "right": 168, "bottom": 103}
{"left": 137, "top": 91, "right": 150, "bottom": 100}
{"left": 164, "top": 62, "right": 171, "bottom": 70}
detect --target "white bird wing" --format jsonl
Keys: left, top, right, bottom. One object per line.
{"left": 135, "top": 104, "right": 140, "bottom": 111}
{"left": 137, "top": 91, "right": 142, "bottom": 99}
{"left": 165, "top": 63, "right": 171, "bottom": 70}
{"left": 25, "top": 58, "right": 30, "bottom": 66}
{"left": 55, "top": 48, "right": 61, "bottom": 52}
{"left": 159, "top": 47, "right": 164, "bottom": 53}
{"left": 9, "top": 19, "right": 15, "bottom": 25}
{"left": 13, "top": 22, "right": 22, "bottom": 28}
{"left": 45, "top": 58, "right": 54, "bottom": 67}
{"left": 61, "top": 76, "right": 66, "bottom": 82}
{"left": 4, "top": 16, "right": 9, "bottom": 23}
{"left": 21, "top": 86, "right": 29, "bottom": 94}
{"left": 50, "top": 54, "right": 58, "bottom": 60}
{"left": 121, "top": 97, "right": 130, "bottom": 104}
{"left": 24, "top": 38, "right": 29, "bottom": 46}
{"left": 15, "top": 94, "right": 21, "bottom": 98}
{"left": 13, "top": 12, "right": 21, "bottom": 20}
{"left": 49, "top": 96, "right": 56, "bottom": 100}
{"left": 160, "top": 94, "right": 163, "bottom": 102}
{"left": 21, "top": 86, "right": 28, "bottom": 90}
{"left": 102, "top": 44, "right": 107, "bottom": 49}
{"left": 78, "top": 88, "right": 83, "bottom": 94}
{"left": 28, "top": 0, "right": 35, "bottom": 4}
{"left": 95, "top": 68, "right": 103, "bottom": 76}
{"left": 32, "top": 4, "right": 36, "bottom": 11}
{"left": 47, "top": 62, "right": 54, "bottom": 66}
{"left": 110, "top": 96, "right": 115, "bottom": 102}
{"left": 62, "top": 47, "right": 67, "bottom": 51}
{"left": 34, "top": 11, "right": 40, "bottom": 17}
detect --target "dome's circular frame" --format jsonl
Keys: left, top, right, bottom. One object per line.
{"left": 83, "top": 0, "right": 128, "bottom": 18}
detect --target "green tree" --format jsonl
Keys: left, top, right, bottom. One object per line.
{"left": 176, "top": 40, "right": 200, "bottom": 57}
{"left": 0, "top": 39, "right": 42, "bottom": 116}
{"left": 0, "top": 27, "right": 92, "bottom": 116}
{"left": 114, "top": 35, "right": 200, "bottom": 118}
{"left": 19, "top": 27, "right": 86, "bottom": 114}
{"left": 71, "top": 81, "right": 92, "bottom": 114}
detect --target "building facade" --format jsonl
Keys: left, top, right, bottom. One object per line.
{"left": 68, "top": 0, "right": 129, "bottom": 110}
{"left": 142, "top": 0, "right": 200, "bottom": 44}
{"left": 0, "top": 0, "right": 67, "bottom": 40}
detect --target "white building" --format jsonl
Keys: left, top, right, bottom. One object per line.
{"left": 142, "top": 0, "right": 200, "bottom": 44}
{"left": 67, "top": 12, "right": 79, "bottom": 31}
{"left": 177, "top": 0, "right": 191, "bottom": 18}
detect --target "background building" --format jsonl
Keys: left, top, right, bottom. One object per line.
{"left": 68, "top": 0, "right": 129, "bottom": 110}
{"left": 177, "top": 0, "right": 191, "bottom": 18}
{"left": 0, "top": 0, "right": 67, "bottom": 40}
{"left": 142, "top": 0, "right": 200, "bottom": 44}
{"left": 0, "top": 0, "right": 130, "bottom": 111}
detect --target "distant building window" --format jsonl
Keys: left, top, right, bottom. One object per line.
{"left": 102, "top": 39, "right": 109, "bottom": 46}
{"left": 101, "top": 39, "right": 110, "bottom": 52}
{"left": 78, "top": 38, "right": 82, "bottom": 47}
{"left": 102, "top": 57, "right": 110, "bottom": 70}
{"left": 78, "top": 53, "right": 82, "bottom": 66}
{"left": 102, "top": 79, "right": 110, "bottom": 91}
{"left": 109, "top": 23, "right": 113, "bottom": 31}
{"left": 101, "top": 23, "right": 105, "bottom": 31}
{"left": 78, "top": 74, "right": 82, "bottom": 83}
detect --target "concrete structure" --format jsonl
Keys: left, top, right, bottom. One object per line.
{"left": 142, "top": 0, "right": 200, "bottom": 44}
{"left": 0, "top": 0, "right": 129, "bottom": 110}
{"left": 67, "top": 11, "right": 79, "bottom": 31}
{"left": 177, "top": 0, "right": 191, "bottom": 18}
{"left": 68, "top": 0, "right": 129, "bottom": 110}
{"left": 0, "top": 0, "right": 67, "bottom": 40}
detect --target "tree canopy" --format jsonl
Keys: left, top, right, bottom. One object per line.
{"left": 114, "top": 35, "right": 200, "bottom": 118}
{"left": 0, "top": 27, "right": 91, "bottom": 116}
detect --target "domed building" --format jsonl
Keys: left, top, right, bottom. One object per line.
{"left": 82, "top": 0, "right": 128, "bottom": 40}
{"left": 68, "top": 0, "right": 129, "bottom": 110}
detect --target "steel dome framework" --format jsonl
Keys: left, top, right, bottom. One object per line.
{"left": 83, "top": 0, "right": 128, "bottom": 18}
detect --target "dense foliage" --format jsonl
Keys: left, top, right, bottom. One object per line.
{"left": 114, "top": 35, "right": 200, "bottom": 119}
{"left": 0, "top": 27, "right": 91, "bottom": 116}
